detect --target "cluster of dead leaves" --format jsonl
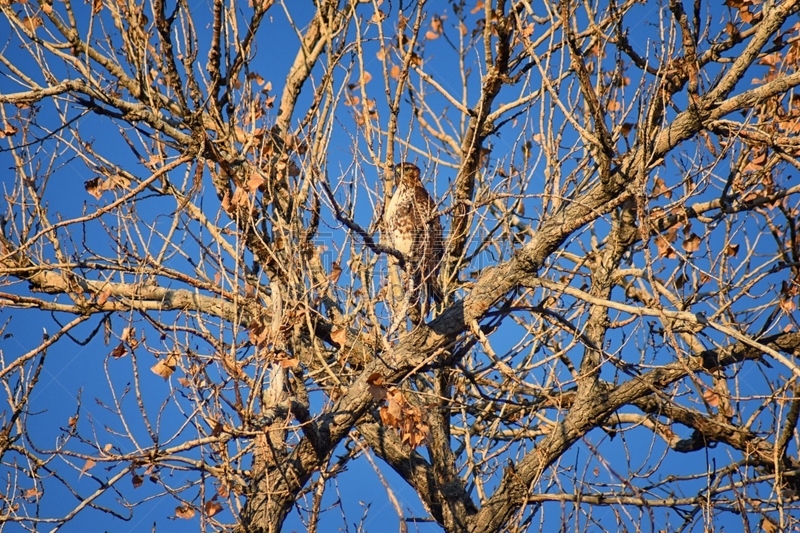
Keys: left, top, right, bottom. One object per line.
{"left": 111, "top": 328, "right": 185, "bottom": 381}
{"left": 109, "top": 327, "right": 140, "bottom": 359}
{"left": 175, "top": 495, "right": 224, "bottom": 520}
{"left": 424, "top": 15, "right": 444, "bottom": 40}
{"left": 367, "top": 373, "right": 428, "bottom": 448}
{"left": 151, "top": 349, "right": 181, "bottom": 379}
{"left": 84, "top": 174, "right": 131, "bottom": 200}
{"left": 723, "top": 0, "right": 764, "bottom": 25}
{"left": 220, "top": 154, "right": 300, "bottom": 217}
{"left": 220, "top": 186, "right": 254, "bottom": 217}
{"left": 246, "top": 316, "right": 300, "bottom": 368}
{"left": 80, "top": 443, "right": 114, "bottom": 478}
{"left": 747, "top": 21, "right": 800, "bottom": 151}
{"left": 653, "top": 222, "right": 704, "bottom": 259}
{"left": 0, "top": 121, "right": 17, "bottom": 138}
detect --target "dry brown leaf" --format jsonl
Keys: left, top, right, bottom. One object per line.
{"left": 132, "top": 473, "right": 143, "bottom": 489}
{"left": 724, "top": 243, "right": 740, "bottom": 257}
{"left": 21, "top": 16, "right": 42, "bottom": 32}
{"left": 431, "top": 15, "right": 443, "bottom": 34}
{"left": 175, "top": 505, "right": 195, "bottom": 519}
{"left": 95, "top": 289, "right": 111, "bottom": 306}
{"left": 651, "top": 177, "right": 671, "bottom": 199}
{"left": 329, "top": 261, "right": 342, "bottom": 285}
{"left": 231, "top": 187, "right": 249, "bottom": 209}
{"left": 110, "top": 343, "right": 127, "bottom": 358}
{"left": 21, "top": 487, "right": 41, "bottom": 500}
{"left": 744, "top": 150, "right": 768, "bottom": 172}
{"left": 248, "top": 322, "right": 270, "bottom": 347}
{"left": 654, "top": 236, "right": 676, "bottom": 259}
{"left": 367, "top": 373, "right": 387, "bottom": 402}
{"left": 330, "top": 327, "right": 347, "bottom": 348}
{"left": 121, "top": 327, "right": 135, "bottom": 343}
{"left": 380, "top": 395, "right": 403, "bottom": 426}
{"left": 780, "top": 298, "right": 796, "bottom": 313}
{"left": 151, "top": 350, "right": 179, "bottom": 379}
{"left": 246, "top": 173, "right": 265, "bottom": 193}
{"left": 204, "top": 497, "right": 223, "bottom": 517}
{"left": 0, "top": 122, "right": 18, "bottom": 138}
{"left": 760, "top": 516, "right": 778, "bottom": 533}
{"left": 248, "top": 72, "right": 265, "bottom": 85}
{"left": 80, "top": 458, "right": 96, "bottom": 478}
{"left": 84, "top": 177, "right": 104, "bottom": 200}
{"left": 371, "top": 9, "right": 387, "bottom": 24}
{"left": 682, "top": 233, "right": 701, "bottom": 253}
{"left": 278, "top": 357, "right": 299, "bottom": 369}
{"left": 221, "top": 190, "right": 232, "bottom": 213}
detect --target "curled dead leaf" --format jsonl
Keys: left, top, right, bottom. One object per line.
{"left": 651, "top": 177, "right": 671, "bottom": 199}
{"left": 110, "top": 343, "right": 127, "bottom": 358}
{"left": 330, "top": 327, "right": 347, "bottom": 348}
{"left": 84, "top": 177, "right": 104, "bottom": 200}
{"left": 151, "top": 351, "right": 179, "bottom": 379}
{"left": 367, "top": 373, "right": 388, "bottom": 402}
{"left": 329, "top": 261, "right": 342, "bottom": 285}
{"left": 80, "top": 458, "right": 96, "bottom": 478}
{"left": 21, "top": 487, "right": 41, "bottom": 501}
{"left": 21, "top": 16, "right": 43, "bottom": 32}
{"left": 204, "top": 497, "right": 223, "bottom": 517}
{"left": 0, "top": 122, "right": 18, "bottom": 138}
{"left": 278, "top": 357, "right": 299, "bottom": 369}
{"left": 682, "top": 233, "right": 701, "bottom": 253}
{"left": 654, "top": 235, "right": 677, "bottom": 259}
{"left": 724, "top": 243, "right": 740, "bottom": 257}
{"left": 175, "top": 505, "right": 195, "bottom": 519}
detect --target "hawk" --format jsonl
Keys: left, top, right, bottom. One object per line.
{"left": 383, "top": 162, "right": 444, "bottom": 310}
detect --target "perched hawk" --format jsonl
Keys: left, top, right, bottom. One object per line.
{"left": 384, "top": 162, "right": 443, "bottom": 309}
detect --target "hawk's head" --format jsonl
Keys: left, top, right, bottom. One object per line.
{"left": 394, "top": 162, "right": 421, "bottom": 188}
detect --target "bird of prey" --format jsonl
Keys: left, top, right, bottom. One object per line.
{"left": 383, "top": 162, "right": 444, "bottom": 314}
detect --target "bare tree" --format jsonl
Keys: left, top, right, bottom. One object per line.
{"left": 2, "top": 0, "right": 800, "bottom": 531}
